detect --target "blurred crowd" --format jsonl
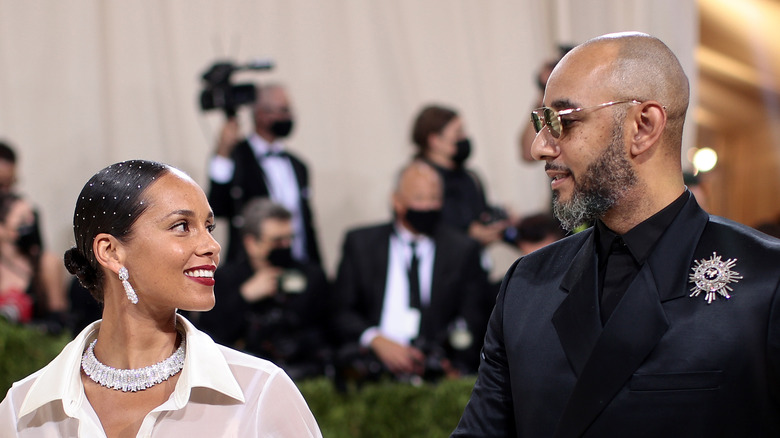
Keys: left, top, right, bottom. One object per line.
{"left": 3, "top": 52, "right": 778, "bottom": 387}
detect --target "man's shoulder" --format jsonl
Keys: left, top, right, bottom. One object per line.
{"left": 702, "top": 215, "right": 780, "bottom": 266}
{"left": 707, "top": 215, "right": 780, "bottom": 246}
{"left": 344, "top": 222, "right": 393, "bottom": 240}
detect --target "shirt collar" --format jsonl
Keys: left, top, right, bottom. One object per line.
{"left": 393, "top": 221, "right": 433, "bottom": 246}
{"left": 248, "top": 133, "right": 285, "bottom": 156}
{"left": 18, "top": 315, "right": 245, "bottom": 420}
{"left": 596, "top": 190, "right": 690, "bottom": 264}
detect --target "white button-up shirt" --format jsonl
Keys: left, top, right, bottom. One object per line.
{"left": 0, "top": 315, "right": 322, "bottom": 437}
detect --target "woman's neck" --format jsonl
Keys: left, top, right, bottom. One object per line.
{"left": 424, "top": 152, "right": 455, "bottom": 169}
{"left": 94, "top": 297, "right": 180, "bottom": 370}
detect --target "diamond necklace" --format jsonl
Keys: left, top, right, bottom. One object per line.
{"left": 81, "top": 335, "right": 186, "bottom": 392}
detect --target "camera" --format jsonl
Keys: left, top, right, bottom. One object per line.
{"left": 198, "top": 59, "right": 274, "bottom": 117}
{"left": 480, "top": 205, "right": 508, "bottom": 225}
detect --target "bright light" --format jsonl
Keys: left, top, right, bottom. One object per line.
{"left": 692, "top": 147, "right": 718, "bottom": 173}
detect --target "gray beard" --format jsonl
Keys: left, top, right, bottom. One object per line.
{"left": 552, "top": 122, "right": 636, "bottom": 231}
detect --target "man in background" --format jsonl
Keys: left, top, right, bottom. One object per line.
{"left": 334, "top": 161, "right": 489, "bottom": 382}
{"left": 208, "top": 83, "right": 321, "bottom": 266}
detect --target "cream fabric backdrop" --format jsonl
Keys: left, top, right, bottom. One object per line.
{"left": 0, "top": 0, "right": 696, "bottom": 278}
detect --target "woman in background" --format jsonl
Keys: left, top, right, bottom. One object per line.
{"left": 410, "top": 104, "right": 510, "bottom": 247}
{"left": 0, "top": 160, "right": 321, "bottom": 437}
{"left": 0, "top": 193, "right": 67, "bottom": 327}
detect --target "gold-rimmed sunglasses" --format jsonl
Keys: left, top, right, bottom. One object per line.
{"left": 530, "top": 100, "right": 642, "bottom": 138}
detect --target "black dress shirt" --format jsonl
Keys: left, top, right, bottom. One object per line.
{"left": 596, "top": 190, "right": 690, "bottom": 324}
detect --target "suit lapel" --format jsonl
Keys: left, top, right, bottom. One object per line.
{"left": 369, "top": 225, "right": 393, "bottom": 320}
{"left": 553, "top": 230, "right": 602, "bottom": 376}
{"left": 554, "top": 266, "right": 669, "bottom": 437}
{"left": 424, "top": 228, "right": 451, "bottom": 342}
{"left": 552, "top": 195, "right": 709, "bottom": 437}
{"left": 236, "top": 142, "right": 270, "bottom": 197}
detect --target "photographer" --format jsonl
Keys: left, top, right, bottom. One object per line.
{"left": 207, "top": 83, "right": 322, "bottom": 267}
{"left": 193, "top": 198, "right": 333, "bottom": 381}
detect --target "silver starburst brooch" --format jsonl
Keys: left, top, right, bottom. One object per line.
{"left": 688, "top": 252, "right": 742, "bottom": 304}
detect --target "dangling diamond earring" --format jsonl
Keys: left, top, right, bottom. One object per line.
{"left": 118, "top": 266, "right": 138, "bottom": 304}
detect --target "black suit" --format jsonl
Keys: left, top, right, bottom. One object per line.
{"left": 208, "top": 140, "right": 321, "bottom": 264}
{"left": 333, "top": 222, "right": 490, "bottom": 374}
{"left": 453, "top": 195, "right": 780, "bottom": 437}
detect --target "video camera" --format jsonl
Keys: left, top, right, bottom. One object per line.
{"left": 198, "top": 59, "right": 274, "bottom": 117}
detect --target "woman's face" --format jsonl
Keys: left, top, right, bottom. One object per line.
{"left": 118, "top": 171, "right": 220, "bottom": 312}
{"left": 428, "top": 116, "right": 465, "bottom": 160}
{"left": 0, "top": 198, "right": 34, "bottom": 244}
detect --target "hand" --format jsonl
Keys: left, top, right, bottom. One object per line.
{"left": 239, "top": 267, "right": 281, "bottom": 302}
{"left": 215, "top": 118, "right": 241, "bottom": 158}
{"left": 370, "top": 335, "right": 426, "bottom": 376}
{"left": 468, "top": 220, "right": 508, "bottom": 246}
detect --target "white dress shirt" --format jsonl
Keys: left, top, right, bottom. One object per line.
{"left": 360, "top": 223, "right": 435, "bottom": 347}
{"left": 0, "top": 315, "right": 322, "bottom": 438}
{"left": 209, "top": 133, "right": 308, "bottom": 261}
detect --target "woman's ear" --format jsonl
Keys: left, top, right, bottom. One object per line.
{"left": 630, "top": 101, "right": 666, "bottom": 157}
{"left": 93, "top": 233, "right": 125, "bottom": 275}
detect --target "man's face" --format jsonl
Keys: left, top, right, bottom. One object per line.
{"left": 550, "top": 121, "right": 637, "bottom": 230}
{"left": 531, "top": 49, "right": 637, "bottom": 230}
{"left": 254, "top": 87, "right": 293, "bottom": 135}
{"left": 246, "top": 218, "right": 294, "bottom": 263}
{"left": 393, "top": 168, "right": 443, "bottom": 218}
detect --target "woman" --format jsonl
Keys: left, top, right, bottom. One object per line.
{"left": 410, "top": 104, "right": 509, "bottom": 246}
{"left": 0, "top": 194, "right": 67, "bottom": 326}
{"left": 0, "top": 160, "right": 322, "bottom": 437}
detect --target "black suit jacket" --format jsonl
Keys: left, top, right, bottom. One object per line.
{"left": 452, "top": 195, "right": 780, "bottom": 437}
{"left": 208, "top": 140, "right": 321, "bottom": 264}
{"left": 333, "top": 222, "right": 490, "bottom": 373}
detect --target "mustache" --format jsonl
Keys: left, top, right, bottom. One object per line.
{"left": 545, "top": 163, "right": 571, "bottom": 173}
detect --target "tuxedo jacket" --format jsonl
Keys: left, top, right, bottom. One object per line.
{"left": 333, "top": 222, "right": 490, "bottom": 372}
{"left": 208, "top": 140, "right": 321, "bottom": 264}
{"left": 453, "top": 194, "right": 780, "bottom": 437}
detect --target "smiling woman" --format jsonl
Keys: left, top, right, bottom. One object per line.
{"left": 0, "top": 160, "right": 322, "bottom": 437}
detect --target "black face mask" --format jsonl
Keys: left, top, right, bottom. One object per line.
{"left": 269, "top": 119, "right": 294, "bottom": 138}
{"left": 405, "top": 208, "right": 441, "bottom": 235}
{"left": 452, "top": 138, "right": 472, "bottom": 165}
{"left": 16, "top": 223, "right": 41, "bottom": 257}
{"left": 267, "top": 246, "right": 295, "bottom": 268}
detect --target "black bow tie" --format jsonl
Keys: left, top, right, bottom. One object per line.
{"left": 262, "top": 150, "right": 286, "bottom": 158}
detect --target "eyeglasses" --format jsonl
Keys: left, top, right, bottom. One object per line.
{"left": 530, "top": 100, "right": 642, "bottom": 138}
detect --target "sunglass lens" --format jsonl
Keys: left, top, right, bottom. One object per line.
{"left": 544, "top": 108, "right": 562, "bottom": 138}
{"left": 531, "top": 112, "right": 544, "bottom": 133}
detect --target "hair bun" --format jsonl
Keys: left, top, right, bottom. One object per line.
{"left": 63, "top": 247, "right": 99, "bottom": 291}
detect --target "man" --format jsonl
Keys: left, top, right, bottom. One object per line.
{"left": 195, "top": 198, "right": 331, "bottom": 380}
{"left": 333, "top": 161, "right": 489, "bottom": 381}
{"left": 453, "top": 32, "right": 780, "bottom": 437}
{"left": 208, "top": 83, "right": 321, "bottom": 265}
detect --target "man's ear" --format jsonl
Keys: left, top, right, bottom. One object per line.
{"left": 630, "top": 101, "right": 666, "bottom": 157}
{"left": 93, "top": 233, "right": 125, "bottom": 276}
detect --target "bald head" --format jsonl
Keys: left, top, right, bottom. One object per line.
{"left": 560, "top": 32, "right": 690, "bottom": 148}
{"left": 392, "top": 161, "right": 443, "bottom": 233}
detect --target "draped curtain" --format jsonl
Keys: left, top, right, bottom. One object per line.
{"left": 0, "top": 0, "right": 696, "bottom": 275}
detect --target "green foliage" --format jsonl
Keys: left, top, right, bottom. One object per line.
{"left": 298, "top": 376, "right": 476, "bottom": 438}
{"left": 0, "top": 322, "right": 477, "bottom": 437}
{"left": 0, "top": 319, "right": 70, "bottom": 397}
